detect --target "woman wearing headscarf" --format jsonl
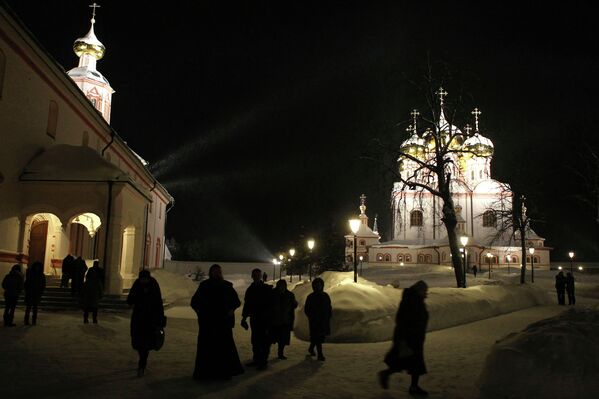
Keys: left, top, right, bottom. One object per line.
{"left": 304, "top": 277, "right": 332, "bottom": 361}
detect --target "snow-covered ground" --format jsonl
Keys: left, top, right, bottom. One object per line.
{"left": 2, "top": 266, "right": 598, "bottom": 398}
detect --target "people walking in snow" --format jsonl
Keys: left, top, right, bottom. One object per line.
{"left": 304, "top": 277, "right": 332, "bottom": 361}
{"left": 191, "top": 264, "right": 244, "bottom": 381}
{"left": 3, "top": 264, "right": 24, "bottom": 327}
{"left": 60, "top": 254, "right": 74, "bottom": 288}
{"left": 565, "top": 272, "right": 576, "bottom": 305}
{"left": 472, "top": 264, "right": 478, "bottom": 278}
{"left": 80, "top": 267, "right": 103, "bottom": 323}
{"left": 71, "top": 256, "right": 87, "bottom": 296}
{"left": 241, "top": 268, "right": 273, "bottom": 370}
{"left": 270, "top": 279, "right": 298, "bottom": 360}
{"left": 379, "top": 280, "right": 429, "bottom": 396}
{"left": 555, "top": 271, "right": 566, "bottom": 305}
{"left": 24, "top": 262, "right": 46, "bottom": 326}
{"left": 127, "top": 269, "right": 165, "bottom": 377}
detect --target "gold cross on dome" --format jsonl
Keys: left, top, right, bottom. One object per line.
{"left": 436, "top": 87, "right": 448, "bottom": 106}
{"left": 89, "top": 3, "right": 101, "bottom": 19}
{"left": 410, "top": 109, "right": 420, "bottom": 131}
{"left": 472, "top": 108, "right": 482, "bottom": 132}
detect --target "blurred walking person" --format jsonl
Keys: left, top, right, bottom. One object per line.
{"left": 80, "top": 267, "right": 103, "bottom": 323}
{"left": 71, "top": 256, "right": 87, "bottom": 296}
{"left": 60, "top": 254, "right": 74, "bottom": 288}
{"left": 241, "top": 268, "right": 273, "bottom": 370}
{"left": 24, "top": 262, "right": 46, "bottom": 326}
{"left": 3, "top": 264, "right": 24, "bottom": 326}
{"left": 127, "top": 270, "right": 165, "bottom": 377}
{"left": 271, "top": 279, "right": 298, "bottom": 359}
{"left": 304, "top": 277, "right": 332, "bottom": 361}
{"left": 191, "top": 264, "right": 244, "bottom": 381}
{"left": 566, "top": 272, "right": 576, "bottom": 305}
{"left": 379, "top": 280, "right": 429, "bottom": 397}
{"left": 555, "top": 271, "right": 566, "bottom": 305}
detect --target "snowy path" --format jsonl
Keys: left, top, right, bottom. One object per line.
{"left": 0, "top": 302, "right": 584, "bottom": 399}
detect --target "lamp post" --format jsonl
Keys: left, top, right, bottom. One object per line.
{"left": 278, "top": 254, "right": 284, "bottom": 280}
{"left": 359, "top": 255, "right": 364, "bottom": 277}
{"left": 272, "top": 258, "right": 277, "bottom": 282}
{"left": 349, "top": 219, "right": 361, "bottom": 283}
{"left": 487, "top": 252, "right": 492, "bottom": 279}
{"left": 307, "top": 239, "right": 315, "bottom": 281}
{"left": 289, "top": 248, "right": 295, "bottom": 282}
{"left": 568, "top": 251, "right": 574, "bottom": 274}
{"left": 529, "top": 247, "right": 535, "bottom": 283}
{"left": 460, "top": 236, "right": 469, "bottom": 287}
{"left": 506, "top": 254, "right": 511, "bottom": 274}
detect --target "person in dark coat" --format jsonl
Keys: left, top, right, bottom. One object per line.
{"left": 379, "top": 280, "right": 429, "bottom": 396}
{"left": 71, "top": 256, "right": 87, "bottom": 296}
{"left": 304, "top": 277, "right": 332, "bottom": 361}
{"left": 127, "top": 269, "right": 165, "bottom": 377}
{"left": 555, "top": 271, "right": 566, "bottom": 305}
{"left": 60, "top": 254, "right": 74, "bottom": 288}
{"left": 80, "top": 267, "right": 103, "bottom": 324}
{"left": 90, "top": 259, "right": 105, "bottom": 286}
{"left": 24, "top": 262, "right": 46, "bottom": 326}
{"left": 191, "top": 264, "right": 244, "bottom": 381}
{"left": 270, "top": 279, "right": 298, "bottom": 359}
{"left": 472, "top": 264, "right": 478, "bottom": 278}
{"left": 3, "top": 264, "right": 24, "bottom": 327}
{"left": 241, "top": 268, "right": 273, "bottom": 370}
{"left": 566, "top": 272, "right": 576, "bottom": 305}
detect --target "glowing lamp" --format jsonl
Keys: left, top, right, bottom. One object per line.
{"left": 578, "top": 266, "right": 583, "bottom": 271}
{"left": 558, "top": 266, "right": 563, "bottom": 270}
{"left": 349, "top": 219, "right": 361, "bottom": 234}
{"left": 279, "top": 254, "right": 284, "bottom": 261}
{"left": 307, "top": 239, "right": 315, "bottom": 250}
{"left": 359, "top": 255, "right": 363, "bottom": 261}
{"left": 460, "top": 236, "right": 469, "bottom": 247}
{"left": 568, "top": 251, "right": 574, "bottom": 259}
{"left": 289, "top": 248, "right": 295, "bottom": 257}
{"left": 529, "top": 247, "right": 535, "bottom": 255}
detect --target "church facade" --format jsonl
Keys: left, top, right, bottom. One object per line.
{"left": 0, "top": 5, "right": 173, "bottom": 294}
{"left": 346, "top": 91, "right": 551, "bottom": 271}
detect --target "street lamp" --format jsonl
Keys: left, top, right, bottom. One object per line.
{"left": 529, "top": 247, "right": 535, "bottom": 283}
{"left": 568, "top": 251, "right": 574, "bottom": 274}
{"left": 289, "top": 248, "right": 295, "bottom": 282}
{"left": 278, "top": 254, "right": 284, "bottom": 280}
{"left": 506, "top": 254, "right": 511, "bottom": 274}
{"left": 460, "top": 236, "right": 469, "bottom": 287}
{"left": 359, "top": 255, "right": 364, "bottom": 277}
{"left": 272, "top": 258, "right": 277, "bottom": 282}
{"left": 486, "top": 252, "right": 492, "bottom": 279}
{"left": 307, "top": 239, "right": 315, "bottom": 281}
{"left": 349, "top": 219, "right": 361, "bottom": 283}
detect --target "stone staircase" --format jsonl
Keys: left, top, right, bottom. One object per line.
{"left": 0, "top": 277, "right": 130, "bottom": 312}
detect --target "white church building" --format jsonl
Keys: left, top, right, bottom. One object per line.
{"left": 346, "top": 92, "right": 551, "bottom": 271}
{"left": 0, "top": 5, "right": 173, "bottom": 294}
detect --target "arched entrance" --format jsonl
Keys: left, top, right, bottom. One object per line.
{"left": 26, "top": 213, "right": 63, "bottom": 274}
{"left": 69, "top": 212, "right": 102, "bottom": 259}
{"left": 29, "top": 220, "right": 48, "bottom": 265}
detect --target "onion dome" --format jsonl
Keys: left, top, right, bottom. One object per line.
{"left": 400, "top": 125, "right": 426, "bottom": 157}
{"left": 463, "top": 133, "right": 494, "bottom": 157}
{"left": 73, "top": 17, "right": 105, "bottom": 60}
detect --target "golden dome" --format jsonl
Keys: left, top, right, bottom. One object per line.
{"left": 73, "top": 19, "right": 105, "bottom": 60}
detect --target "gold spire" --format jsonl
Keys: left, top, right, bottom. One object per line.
{"left": 73, "top": 3, "right": 105, "bottom": 60}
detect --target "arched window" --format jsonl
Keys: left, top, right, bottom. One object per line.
{"left": 155, "top": 238, "right": 161, "bottom": 268}
{"left": 397, "top": 254, "right": 403, "bottom": 262}
{"left": 410, "top": 210, "right": 423, "bottom": 227}
{"left": 377, "top": 253, "right": 383, "bottom": 261}
{"left": 482, "top": 210, "right": 496, "bottom": 227}
{"left": 359, "top": 239, "right": 366, "bottom": 246}
{"left": 46, "top": 100, "right": 58, "bottom": 138}
{"left": 417, "top": 254, "right": 424, "bottom": 263}
{"left": 0, "top": 49, "right": 5, "bottom": 99}
{"left": 384, "top": 253, "right": 391, "bottom": 262}
{"left": 533, "top": 255, "right": 540, "bottom": 263}
{"left": 425, "top": 254, "right": 432, "bottom": 263}
{"left": 526, "top": 256, "right": 531, "bottom": 263}
{"left": 510, "top": 255, "right": 519, "bottom": 264}
{"left": 405, "top": 254, "right": 412, "bottom": 262}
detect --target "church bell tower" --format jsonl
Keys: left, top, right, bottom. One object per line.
{"left": 67, "top": 3, "right": 114, "bottom": 123}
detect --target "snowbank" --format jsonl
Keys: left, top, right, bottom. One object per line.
{"left": 151, "top": 269, "right": 199, "bottom": 306}
{"left": 293, "top": 271, "right": 550, "bottom": 343}
{"left": 479, "top": 307, "right": 599, "bottom": 399}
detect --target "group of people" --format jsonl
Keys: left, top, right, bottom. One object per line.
{"left": 555, "top": 271, "right": 576, "bottom": 305}
{"left": 2, "top": 262, "right": 46, "bottom": 326}
{"left": 2, "top": 256, "right": 106, "bottom": 326}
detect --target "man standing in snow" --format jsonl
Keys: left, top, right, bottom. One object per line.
{"left": 472, "top": 265, "right": 478, "bottom": 278}
{"left": 241, "top": 268, "right": 273, "bottom": 370}
{"left": 555, "top": 271, "right": 566, "bottom": 305}
{"left": 565, "top": 272, "right": 575, "bottom": 305}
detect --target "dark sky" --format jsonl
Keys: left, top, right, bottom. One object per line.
{"left": 6, "top": 1, "right": 599, "bottom": 261}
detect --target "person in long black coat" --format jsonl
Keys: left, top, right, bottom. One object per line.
{"left": 270, "top": 279, "right": 298, "bottom": 359}
{"left": 241, "top": 268, "right": 273, "bottom": 369}
{"left": 127, "top": 269, "right": 165, "bottom": 377}
{"left": 3, "top": 264, "right": 24, "bottom": 326}
{"left": 566, "top": 272, "right": 576, "bottom": 305}
{"left": 379, "top": 280, "right": 429, "bottom": 396}
{"left": 191, "top": 264, "right": 244, "bottom": 381}
{"left": 60, "top": 254, "right": 74, "bottom": 288}
{"left": 24, "top": 262, "right": 46, "bottom": 326}
{"left": 71, "top": 257, "right": 87, "bottom": 296}
{"left": 304, "top": 277, "right": 332, "bottom": 361}
{"left": 80, "top": 267, "right": 103, "bottom": 324}
{"left": 555, "top": 271, "right": 566, "bottom": 305}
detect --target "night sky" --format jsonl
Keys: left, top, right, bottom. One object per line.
{"left": 6, "top": 1, "right": 599, "bottom": 262}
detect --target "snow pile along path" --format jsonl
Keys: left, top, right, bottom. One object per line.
{"left": 293, "top": 271, "right": 550, "bottom": 343}
{"left": 479, "top": 307, "right": 599, "bottom": 399}
{"left": 150, "top": 269, "right": 199, "bottom": 306}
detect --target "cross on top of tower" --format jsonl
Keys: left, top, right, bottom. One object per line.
{"left": 360, "top": 193, "right": 366, "bottom": 206}
{"left": 89, "top": 3, "right": 101, "bottom": 22}
{"left": 410, "top": 109, "right": 420, "bottom": 131}
{"left": 436, "top": 87, "right": 448, "bottom": 106}
{"left": 464, "top": 124, "right": 472, "bottom": 135}
{"left": 472, "top": 108, "right": 482, "bottom": 132}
